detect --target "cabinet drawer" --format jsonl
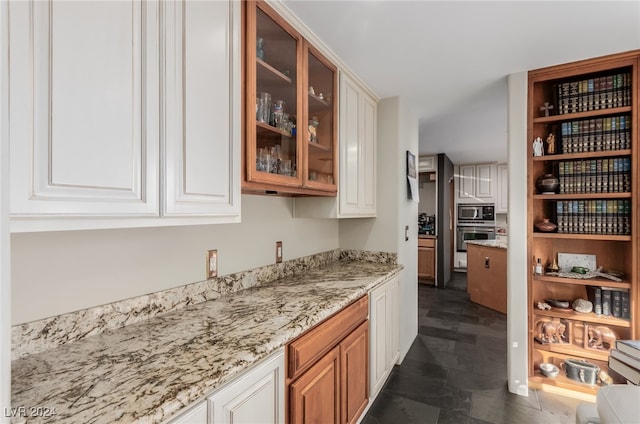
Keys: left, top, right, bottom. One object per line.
{"left": 288, "top": 296, "right": 368, "bottom": 380}
{"left": 418, "top": 238, "right": 435, "bottom": 248}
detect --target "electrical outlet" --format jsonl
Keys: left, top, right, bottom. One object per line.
{"left": 207, "top": 249, "right": 218, "bottom": 278}
{"left": 275, "top": 241, "right": 282, "bottom": 263}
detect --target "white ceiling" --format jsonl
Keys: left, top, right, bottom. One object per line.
{"left": 282, "top": 0, "right": 640, "bottom": 164}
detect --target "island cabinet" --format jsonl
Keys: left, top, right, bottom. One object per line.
{"left": 527, "top": 50, "right": 639, "bottom": 397}
{"left": 243, "top": 0, "right": 337, "bottom": 196}
{"left": 9, "top": 0, "right": 241, "bottom": 232}
{"left": 466, "top": 243, "right": 507, "bottom": 314}
{"left": 286, "top": 296, "right": 369, "bottom": 424}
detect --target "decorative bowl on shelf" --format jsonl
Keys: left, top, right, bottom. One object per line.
{"left": 535, "top": 218, "right": 557, "bottom": 233}
{"left": 539, "top": 363, "right": 559, "bottom": 378}
{"left": 536, "top": 173, "right": 559, "bottom": 194}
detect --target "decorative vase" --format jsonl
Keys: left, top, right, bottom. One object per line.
{"left": 535, "top": 218, "right": 557, "bottom": 233}
{"left": 536, "top": 173, "right": 559, "bottom": 193}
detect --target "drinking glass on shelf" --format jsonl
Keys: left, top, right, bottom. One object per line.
{"left": 273, "top": 100, "right": 285, "bottom": 129}
{"left": 280, "top": 160, "right": 292, "bottom": 176}
{"left": 256, "top": 97, "right": 266, "bottom": 122}
{"left": 259, "top": 92, "right": 271, "bottom": 123}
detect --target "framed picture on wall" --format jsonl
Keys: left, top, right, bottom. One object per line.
{"left": 406, "top": 151, "right": 416, "bottom": 178}
{"left": 406, "top": 150, "right": 419, "bottom": 201}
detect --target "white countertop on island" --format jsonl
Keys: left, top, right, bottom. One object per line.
{"left": 465, "top": 238, "right": 508, "bottom": 249}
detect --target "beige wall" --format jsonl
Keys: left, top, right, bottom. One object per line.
{"left": 11, "top": 195, "right": 340, "bottom": 324}
{"left": 340, "top": 96, "right": 419, "bottom": 361}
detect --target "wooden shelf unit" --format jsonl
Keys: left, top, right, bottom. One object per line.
{"left": 527, "top": 50, "right": 639, "bottom": 397}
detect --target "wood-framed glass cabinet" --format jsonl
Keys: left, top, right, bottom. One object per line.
{"left": 244, "top": 1, "right": 337, "bottom": 196}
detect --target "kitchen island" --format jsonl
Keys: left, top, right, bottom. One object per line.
{"left": 10, "top": 252, "right": 402, "bottom": 423}
{"left": 466, "top": 239, "right": 507, "bottom": 314}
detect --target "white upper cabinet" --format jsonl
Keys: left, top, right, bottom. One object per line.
{"left": 456, "top": 163, "right": 496, "bottom": 203}
{"left": 8, "top": 0, "right": 240, "bottom": 232}
{"left": 9, "top": 0, "right": 160, "bottom": 220}
{"left": 496, "top": 163, "right": 508, "bottom": 213}
{"left": 293, "top": 71, "right": 377, "bottom": 219}
{"left": 338, "top": 72, "right": 377, "bottom": 217}
{"left": 162, "top": 0, "right": 240, "bottom": 218}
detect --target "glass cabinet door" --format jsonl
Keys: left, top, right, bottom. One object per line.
{"left": 246, "top": 2, "right": 302, "bottom": 187}
{"left": 304, "top": 44, "right": 337, "bottom": 191}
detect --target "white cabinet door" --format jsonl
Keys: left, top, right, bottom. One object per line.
{"left": 170, "top": 402, "right": 207, "bottom": 424}
{"left": 162, "top": 0, "right": 240, "bottom": 219}
{"left": 496, "top": 163, "right": 508, "bottom": 213}
{"left": 369, "top": 282, "right": 388, "bottom": 398}
{"left": 208, "top": 350, "right": 284, "bottom": 424}
{"left": 476, "top": 164, "right": 494, "bottom": 199}
{"left": 458, "top": 165, "right": 476, "bottom": 199}
{"left": 9, "top": 0, "right": 159, "bottom": 219}
{"left": 387, "top": 276, "right": 400, "bottom": 367}
{"left": 369, "top": 275, "right": 400, "bottom": 399}
{"left": 338, "top": 72, "right": 377, "bottom": 218}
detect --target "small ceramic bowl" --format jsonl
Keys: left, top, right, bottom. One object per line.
{"left": 539, "top": 363, "right": 559, "bottom": 378}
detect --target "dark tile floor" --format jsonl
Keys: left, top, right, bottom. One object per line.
{"left": 362, "top": 272, "right": 589, "bottom": 424}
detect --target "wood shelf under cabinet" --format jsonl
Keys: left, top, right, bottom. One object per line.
{"left": 533, "top": 192, "right": 631, "bottom": 200}
{"left": 532, "top": 106, "right": 632, "bottom": 124}
{"left": 535, "top": 342, "right": 610, "bottom": 362}
{"left": 532, "top": 150, "right": 631, "bottom": 162}
{"left": 257, "top": 57, "right": 293, "bottom": 84}
{"left": 534, "top": 308, "right": 631, "bottom": 328}
{"left": 533, "top": 275, "right": 631, "bottom": 290}
{"left": 257, "top": 121, "right": 294, "bottom": 138}
{"left": 531, "top": 233, "right": 632, "bottom": 241}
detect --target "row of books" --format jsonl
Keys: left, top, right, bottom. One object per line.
{"left": 555, "top": 199, "right": 631, "bottom": 235}
{"left": 609, "top": 340, "right": 640, "bottom": 385}
{"left": 557, "top": 158, "right": 631, "bottom": 194}
{"left": 559, "top": 115, "right": 631, "bottom": 153}
{"left": 556, "top": 72, "right": 631, "bottom": 115}
{"left": 586, "top": 286, "right": 630, "bottom": 318}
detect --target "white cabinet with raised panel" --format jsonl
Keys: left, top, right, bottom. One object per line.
{"left": 496, "top": 163, "right": 508, "bottom": 213}
{"left": 169, "top": 350, "right": 284, "bottom": 424}
{"left": 294, "top": 71, "right": 378, "bottom": 218}
{"left": 208, "top": 350, "right": 284, "bottom": 424}
{"left": 338, "top": 72, "right": 377, "bottom": 217}
{"left": 369, "top": 275, "right": 400, "bottom": 399}
{"left": 9, "top": 0, "right": 160, "bottom": 221}
{"left": 162, "top": 0, "right": 240, "bottom": 218}
{"left": 8, "top": 0, "right": 240, "bottom": 232}
{"left": 456, "top": 163, "right": 496, "bottom": 203}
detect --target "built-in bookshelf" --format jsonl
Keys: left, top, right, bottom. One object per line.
{"left": 527, "top": 50, "right": 639, "bottom": 398}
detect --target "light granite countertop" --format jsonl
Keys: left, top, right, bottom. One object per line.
{"left": 465, "top": 238, "right": 508, "bottom": 249}
{"left": 11, "top": 259, "right": 402, "bottom": 424}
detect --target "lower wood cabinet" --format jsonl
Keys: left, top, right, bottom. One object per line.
{"left": 418, "top": 238, "right": 436, "bottom": 280}
{"left": 286, "top": 296, "right": 369, "bottom": 424}
{"left": 466, "top": 244, "right": 507, "bottom": 314}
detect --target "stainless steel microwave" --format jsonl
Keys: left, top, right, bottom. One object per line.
{"left": 457, "top": 203, "right": 495, "bottom": 224}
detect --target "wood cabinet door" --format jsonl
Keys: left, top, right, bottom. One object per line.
{"left": 289, "top": 346, "right": 340, "bottom": 424}
{"left": 162, "top": 0, "right": 240, "bottom": 218}
{"left": 360, "top": 93, "right": 377, "bottom": 216}
{"left": 340, "top": 321, "right": 369, "bottom": 424}
{"left": 9, "top": 0, "right": 159, "bottom": 219}
{"left": 209, "top": 350, "right": 284, "bottom": 424}
{"left": 418, "top": 247, "right": 435, "bottom": 279}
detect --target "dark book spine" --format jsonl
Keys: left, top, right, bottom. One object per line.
{"left": 587, "top": 286, "right": 602, "bottom": 315}
{"left": 622, "top": 290, "right": 630, "bottom": 319}
{"left": 612, "top": 290, "right": 622, "bottom": 317}
{"left": 602, "top": 289, "right": 612, "bottom": 316}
